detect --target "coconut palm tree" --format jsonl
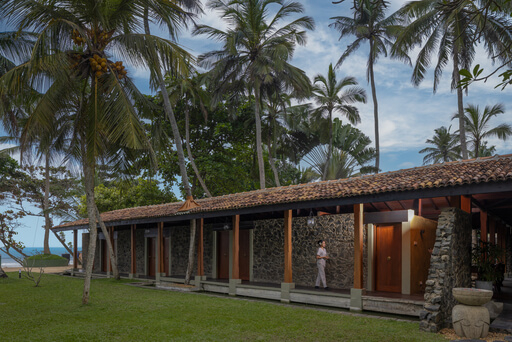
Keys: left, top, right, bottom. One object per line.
{"left": 330, "top": 0, "right": 403, "bottom": 172}
{"left": 392, "top": 0, "right": 512, "bottom": 160}
{"left": 419, "top": 126, "right": 461, "bottom": 164}
{"left": 311, "top": 64, "right": 366, "bottom": 180}
{"left": 458, "top": 103, "right": 512, "bottom": 158}
{"left": 0, "top": 0, "right": 194, "bottom": 303}
{"left": 193, "top": 0, "right": 315, "bottom": 189}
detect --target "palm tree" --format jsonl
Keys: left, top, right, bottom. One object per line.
{"left": 311, "top": 64, "right": 366, "bottom": 180}
{"left": 392, "top": 0, "right": 512, "bottom": 160}
{"left": 194, "top": 0, "right": 315, "bottom": 189}
{"left": 0, "top": 0, "right": 193, "bottom": 303}
{"left": 304, "top": 120, "right": 377, "bottom": 180}
{"left": 419, "top": 126, "right": 461, "bottom": 164}
{"left": 330, "top": 0, "right": 402, "bottom": 172}
{"left": 458, "top": 103, "right": 512, "bottom": 158}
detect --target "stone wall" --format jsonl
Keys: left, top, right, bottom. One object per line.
{"left": 117, "top": 229, "right": 130, "bottom": 273}
{"left": 253, "top": 214, "right": 366, "bottom": 289}
{"left": 420, "top": 208, "right": 472, "bottom": 332}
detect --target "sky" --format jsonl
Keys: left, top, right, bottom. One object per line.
{"left": 1, "top": 0, "right": 512, "bottom": 248}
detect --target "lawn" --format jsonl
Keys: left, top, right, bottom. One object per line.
{"left": 0, "top": 273, "right": 446, "bottom": 342}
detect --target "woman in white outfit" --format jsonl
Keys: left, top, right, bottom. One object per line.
{"left": 315, "top": 240, "right": 329, "bottom": 290}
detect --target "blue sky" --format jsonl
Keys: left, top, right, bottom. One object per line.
{"left": 2, "top": 0, "right": 512, "bottom": 248}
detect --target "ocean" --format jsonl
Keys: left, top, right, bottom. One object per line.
{"left": 0, "top": 247, "right": 82, "bottom": 268}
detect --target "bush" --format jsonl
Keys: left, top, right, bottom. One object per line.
{"left": 25, "top": 254, "right": 67, "bottom": 261}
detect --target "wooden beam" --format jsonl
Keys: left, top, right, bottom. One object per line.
{"left": 197, "top": 218, "right": 204, "bottom": 277}
{"left": 461, "top": 195, "right": 471, "bottom": 213}
{"left": 480, "top": 211, "right": 488, "bottom": 243}
{"left": 354, "top": 203, "right": 364, "bottom": 289}
{"left": 158, "top": 222, "right": 164, "bottom": 274}
{"left": 73, "top": 229, "right": 78, "bottom": 269}
{"left": 489, "top": 217, "right": 496, "bottom": 245}
{"left": 364, "top": 210, "right": 410, "bottom": 224}
{"left": 232, "top": 215, "right": 240, "bottom": 279}
{"left": 131, "top": 224, "right": 136, "bottom": 275}
{"left": 284, "top": 210, "right": 293, "bottom": 283}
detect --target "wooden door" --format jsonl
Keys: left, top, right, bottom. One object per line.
{"left": 101, "top": 240, "right": 108, "bottom": 272}
{"left": 217, "top": 230, "right": 230, "bottom": 279}
{"left": 375, "top": 224, "right": 402, "bottom": 293}
{"left": 239, "top": 229, "right": 250, "bottom": 281}
{"left": 147, "top": 237, "right": 156, "bottom": 277}
{"left": 164, "top": 237, "right": 170, "bottom": 276}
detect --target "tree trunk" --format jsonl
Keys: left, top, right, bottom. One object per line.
{"left": 323, "top": 109, "right": 333, "bottom": 180}
{"left": 185, "top": 108, "right": 212, "bottom": 197}
{"left": 184, "top": 219, "right": 196, "bottom": 285}
{"left": 0, "top": 267, "right": 7, "bottom": 278}
{"left": 254, "top": 86, "right": 266, "bottom": 189}
{"left": 43, "top": 153, "right": 51, "bottom": 254}
{"left": 267, "top": 121, "right": 281, "bottom": 187}
{"left": 369, "top": 44, "right": 380, "bottom": 173}
{"left": 0, "top": 246, "right": 27, "bottom": 265}
{"left": 95, "top": 205, "right": 119, "bottom": 280}
{"left": 453, "top": 49, "right": 468, "bottom": 159}
{"left": 143, "top": 7, "right": 192, "bottom": 198}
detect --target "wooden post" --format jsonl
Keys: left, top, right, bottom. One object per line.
{"left": 481, "top": 211, "right": 488, "bottom": 243}
{"left": 108, "top": 227, "right": 114, "bottom": 273}
{"left": 158, "top": 222, "right": 164, "bottom": 274}
{"left": 197, "top": 218, "right": 204, "bottom": 277}
{"left": 284, "top": 210, "right": 293, "bottom": 283}
{"left": 461, "top": 195, "right": 471, "bottom": 213}
{"left": 354, "top": 204, "right": 364, "bottom": 289}
{"left": 131, "top": 224, "right": 136, "bottom": 275}
{"left": 449, "top": 196, "right": 461, "bottom": 208}
{"left": 490, "top": 217, "right": 496, "bottom": 245}
{"left": 413, "top": 199, "right": 422, "bottom": 216}
{"left": 73, "top": 229, "right": 78, "bottom": 269}
{"left": 232, "top": 215, "right": 240, "bottom": 279}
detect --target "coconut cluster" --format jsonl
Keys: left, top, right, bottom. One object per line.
{"left": 89, "top": 54, "right": 108, "bottom": 77}
{"left": 72, "top": 30, "right": 85, "bottom": 46}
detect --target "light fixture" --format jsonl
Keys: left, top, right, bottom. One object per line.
{"left": 307, "top": 209, "right": 315, "bottom": 228}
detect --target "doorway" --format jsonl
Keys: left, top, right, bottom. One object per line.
{"left": 239, "top": 229, "right": 250, "bottom": 281}
{"left": 374, "top": 224, "right": 402, "bottom": 293}
{"left": 147, "top": 237, "right": 156, "bottom": 277}
{"left": 217, "top": 230, "right": 230, "bottom": 279}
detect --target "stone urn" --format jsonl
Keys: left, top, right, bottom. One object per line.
{"left": 452, "top": 288, "right": 493, "bottom": 339}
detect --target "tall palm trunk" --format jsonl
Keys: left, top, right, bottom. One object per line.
{"left": 143, "top": 8, "right": 192, "bottom": 198}
{"left": 267, "top": 118, "right": 281, "bottom": 186}
{"left": 43, "top": 153, "right": 51, "bottom": 254}
{"left": 185, "top": 108, "right": 211, "bottom": 197}
{"left": 369, "top": 43, "right": 380, "bottom": 172}
{"left": 82, "top": 153, "right": 98, "bottom": 305}
{"left": 254, "top": 86, "right": 266, "bottom": 189}
{"left": 322, "top": 109, "right": 334, "bottom": 181}
{"left": 184, "top": 218, "right": 196, "bottom": 284}
{"left": 95, "top": 205, "right": 119, "bottom": 279}
{"left": 453, "top": 48, "right": 468, "bottom": 159}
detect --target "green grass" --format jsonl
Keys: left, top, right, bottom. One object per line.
{"left": 0, "top": 273, "right": 446, "bottom": 342}
{"left": 25, "top": 254, "right": 67, "bottom": 260}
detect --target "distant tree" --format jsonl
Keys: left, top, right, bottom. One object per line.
{"left": 456, "top": 103, "right": 512, "bottom": 158}
{"left": 419, "top": 126, "right": 461, "bottom": 164}
{"left": 311, "top": 64, "right": 366, "bottom": 180}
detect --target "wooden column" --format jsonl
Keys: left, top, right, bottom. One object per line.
{"left": 130, "top": 224, "right": 136, "bottom": 275}
{"left": 73, "top": 229, "right": 78, "bottom": 269}
{"left": 158, "top": 222, "right": 164, "bottom": 274}
{"left": 489, "top": 217, "right": 496, "bottom": 245}
{"left": 461, "top": 195, "right": 471, "bottom": 213}
{"left": 108, "top": 227, "right": 114, "bottom": 273}
{"left": 284, "top": 210, "right": 293, "bottom": 283}
{"left": 354, "top": 203, "right": 364, "bottom": 289}
{"left": 480, "top": 211, "right": 488, "bottom": 243}
{"left": 413, "top": 198, "right": 422, "bottom": 216}
{"left": 232, "top": 215, "right": 240, "bottom": 279}
{"left": 197, "top": 218, "right": 204, "bottom": 277}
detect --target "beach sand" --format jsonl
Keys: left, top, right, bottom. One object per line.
{"left": 2, "top": 265, "right": 80, "bottom": 274}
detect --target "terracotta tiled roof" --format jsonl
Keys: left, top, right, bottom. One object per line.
{"left": 54, "top": 154, "right": 512, "bottom": 229}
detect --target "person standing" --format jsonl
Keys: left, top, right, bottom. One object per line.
{"left": 315, "top": 240, "right": 329, "bottom": 290}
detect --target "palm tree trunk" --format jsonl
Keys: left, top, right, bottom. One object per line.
{"left": 267, "top": 125, "right": 281, "bottom": 187}
{"left": 82, "top": 155, "right": 97, "bottom": 305}
{"left": 322, "top": 109, "right": 333, "bottom": 181}
{"left": 51, "top": 230, "right": 81, "bottom": 265}
{"left": 43, "top": 153, "right": 51, "bottom": 254}
{"left": 185, "top": 108, "right": 211, "bottom": 197}
{"left": 143, "top": 7, "right": 192, "bottom": 198}
{"left": 453, "top": 50, "right": 468, "bottom": 159}
{"left": 369, "top": 51, "right": 380, "bottom": 172}
{"left": 95, "top": 205, "right": 119, "bottom": 280}
{"left": 254, "top": 86, "right": 266, "bottom": 189}
{"left": 184, "top": 218, "right": 196, "bottom": 284}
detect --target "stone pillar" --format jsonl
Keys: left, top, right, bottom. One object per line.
{"left": 420, "top": 208, "right": 472, "bottom": 332}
